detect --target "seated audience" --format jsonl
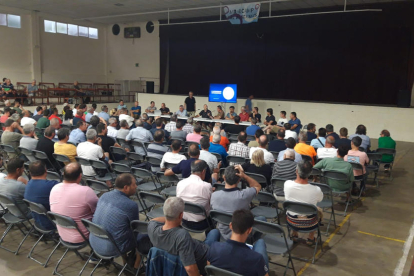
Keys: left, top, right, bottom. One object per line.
{"left": 119, "top": 108, "right": 134, "bottom": 127}
{"left": 21, "top": 110, "right": 36, "bottom": 126}
{"left": 72, "top": 104, "right": 79, "bottom": 116}
{"left": 311, "top": 128, "right": 327, "bottom": 149}
{"left": 171, "top": 121, "right": 187, "bottom": 141}
{"left": 98, "top": 105, "right": 110, "bottom": 123}
{"left": 249, "top": 107, "right": 261, "bottom": 123}
{"left": 97, "top": 123, "right": 123, "bottom": 161}
{"left": 151, "top": 118, "right": 170, "bottom": 140}
{"left": 306, "top": 123, "right": 317, "bottom": 142}
{"left": 211, "top": 165, "right": 261, "bottom": 240}
{"left": 268, "top": 129, "right": 287, "bottom": 153}
{"left": 272, "top": 150, "right": 297, "bottom": 198}
{"left": 32, "top": 107, "right": 42, "bottom": 122}
{"left": 209, "top": 126, "right": 230, "bottom": 151}
{"left": 326, "top": 124, "right": 339, "bottom": 141}
{"left": 117, "top": 120, "right": 130, "bottom": 139}
{"left": 126, "top": 119, "right": 154, "bottom": 155}
{"left": 246, "top": 118, "right": 261, "bottom": 136}
{"left": 49, "top": 108, "right": 62, "bottom": 125}
{"left": 175, "top": 105, "right": 188, "bottom": 117}
{"left": 349, "top": 124, "right": 370, "bottom": 151}
{"left": 214, "top": 105, "right": 225, "bottom": 119}
{"left": 50, "top": 162, "right": 98, "bottom": 243}
{"left": 183, "top": 117, "right": 194, "bottom": 134}
{"left": 277, "top": 138, "right": 303, "bottom": 162}
{"left": 225, "top": 106, "right": 237, "bottom": 120}
{"left": 85, "top": 107, "right": 95, "bottom": 123}
{"left": 62, "top": 110, "right": 74, "bottom": 126}
{"left": 147, "top": 130, "right": 169, "bottom": 160}
{"left": 288, "top": 112, "right": 302, "bottom": 134}
{"left": 68, "top": 121, "right": 87, "bottom": 145}
{"left": 294, "top": 131, "right": 317, "bottom": 164}
{"left": 160, "top": 140, "right": 186, "bottom": 171}
{"left": 228, "top": 131, "right": 249, "bottom": 161}
{"left": 317, "top": 136, "right": 337, "bottom": 159}
{"left": 165, "top": 114, "right": 178, "bottom": 133}
{"left": 0, "top": 107, "right": 11, "bottom": 124}
{"left": 55, "top": 128, "right": 77, "bottom": 163}
{"left": 0, "top": 158, "right": 30, "bottom": 218}
{"left": 314, "top": 145, "right": 354, "bottom": 192}
{"left": 117, "top": 99, "right": 127, "bottom": 110}
{"left": 207, "top": 209, "right": 269, "bottom": 276}
{"left": 147, "top": 197, "right": 220, "bottom": 275}
{"left": 177, "top": 160, "right": 213, "bottom": 231}
{"left": 264, "top": 108, "right": 276, "bottom": 126}
{"left": 186, "top": 124, "right": 202, "bottom": 143}
{"left": 248, "top": 129, "right": 266, "bottom": 149}
{"left": 378, "top": 129, "right": 396, "bottom": 169}
{"left": 335, "top": 127, "right": 352, "bottom": 150}
{"left": 12, "top": 100, "right": 23, "bottom": 115}
{"left": 35, "top": 126, "right": 56, "bottom": 169}
{"left": 50, "top": 118, "right": 61, "bottom": 142}
{"left": 284, "top": 160, "right": 323, "bottom": 245}
{"left": 284, "top": 123, "right": 298, "bottom": 140}
{"left": 249, "top": 135, "right": 274, "bottom": 164}
{"left": 242, "top": 150, "right": 272, "bottom": 187}
{"left": 199, "top": 136, "right": 219, "bottom": 173}
{"left": 24, "top": 161, "right": 59, "bottom": 230}
{"left": 2, "top": 119, "right": 23, "bottom": 157}
{"left": 224, "top": 115, "right": 245, "bottom": 134}
{"left": 73, "top": 110, "right": 85, "bottom": 126}
{"left": 141, "top": 113, "right": 152, "bottom": 130}
{"left": 209, "top": 134, "right": 229, "bottom": 166}
{"left": 277, "top": 111, "right": 288, "bottom": 126}
{"left": 344, "top": 136, "right": 369, "bottom": 195}
{"left": 239, "top": 106, "right": 249, "bottom": 122}
{"left": 107, "top": 117, "right": 118, "bottom": 140}
{"left": 19, "top": 124, "right": 38, "bottom": 161}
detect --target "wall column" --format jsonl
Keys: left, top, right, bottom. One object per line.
{"left": 30, "top": 11, "right": 42, "bottom": 81}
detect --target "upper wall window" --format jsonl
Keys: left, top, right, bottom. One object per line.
{"left": 44, "top": 20, "right": 56, "bottom": 33}
{"left": 68, "top": 24, "right": 78, "bottom": 36}
{"left": 89, "top": 27, "right": 98, "bottom": 39}
{"left": 7, "top": 14, "right": 21, "bottom": 28}
{"left": 57, "top": 22, "right": 67, "bottom": 34}
{"left": 0, "top": 14, "right": 6, "bottom": 26}
{"left": 79, "top": 26, "right": 88, "bottom": 37}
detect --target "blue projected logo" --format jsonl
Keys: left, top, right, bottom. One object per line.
{"left": 209, "top": 84, "right": 237, "bottom": 103}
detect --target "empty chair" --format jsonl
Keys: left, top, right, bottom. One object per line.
{"left": 111, "top": 162, "right": 131, "bottom": 175}
{"left": 205, "top": 265, "right": 242, "bottom": 276}
{"left": 139, "top": 191, "right": 165, "bottom": 220}
{"left": 47, "top": 171, "right": 62, "bottom": 182}
{"left": 86, "top": 179, "right": 110, "bottom": 195}
{"left": 132, "top": 167, "right": 162, "bottom": 193}
{"left": 226, "top": 155, "right": 246, "bottom": 165}
{"left": 309, "top": 182, "right": 336, "bottom": 235}
{"left": 366, "top": 153, "right": 381, "bottom": 187}
{"left": 251, "top": 192, "right": 280, "bottom": 224}
{"left": 90, "top": 159, "right": 116, "bottom": 183}
{"left": 156, "top": 172, "right": 179, "bottom": 197}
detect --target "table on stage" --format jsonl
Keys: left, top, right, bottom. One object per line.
{"left": 147, "top": 114, "right": 263, "bottom": 127}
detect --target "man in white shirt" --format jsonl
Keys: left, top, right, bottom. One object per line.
{"left": 177, "top": 159, "right": 212, "bottom": 231}
{"left": 284, "top": 123, "right": 298, "bottom": 141}
{"left": 107, "top": 117, "right": 118, "bottom": 140}
{"left": 182, "top": 117, "right": 194, "bottom": 135}
{"left": 119, "top": 108, "right": 134, "bottom": 127}
{"left": 165, "top": 115, "right": 178, "bottom": 133}
{"left": 284, "top": 160, "right": 323, "bottom": 244}
{"left": 228, "top": 131, "right": 249, "bottom": 161}
{"left": 277, "top": 111, "right": 288, "bottom": 126}
{"left": 199, "top": 136, "right": 219, "bottom": 172}
{"left": 160, "top": 140, "right": 187, "bottom": 171}
{"left": 249, "top": 135, "right": 274, "bottom": 164}
{"left": 20, "top": 110, "right": 37, "bottom": 126}
{"left": 317, "top": 136, "right": 337, "bottom": 159}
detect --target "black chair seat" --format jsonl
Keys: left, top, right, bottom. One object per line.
{"left": 2, "top": 212, "right": 24, "bottom": 224}
{"left": 59, "top": 239, "right": 89, "bottom": 250}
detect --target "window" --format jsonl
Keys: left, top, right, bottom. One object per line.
{"left": 44, "top": 20, "right": 56, "bottom": 33}
{"left": 68, "top": 24, "right": 78, "bottom": 36}
{"left": 79, "top": 26, "right": 88, "bottom": 37}
{"left": 0, "top": 14, "right": 6, "bottom": 26}
{"left": 88, "top": 27, "right": 98, "bottom": 39}
{"left": 7, "top": 14, "right": 20, "bottom": 28}
{"left": 57, "top": 22, "right": 67, "bottom": 34}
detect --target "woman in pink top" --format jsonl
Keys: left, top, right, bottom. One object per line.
{"left": 344, "top": 136, "right": 369, "bottom": 195}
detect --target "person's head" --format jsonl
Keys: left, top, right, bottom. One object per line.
{"left": 190, "top": 124, "right": 200, "bottom": 134}
{"left": 203, "top": 104, "right": 208, "bottom": 110}
{"left": 76, "top": 110, "right": 84, "bottom": 117}
{"left": 107, "top": 118, "right": 117, "bottom": 127}
{"left": 57, "top": 128, "right": 70, "bottom": 142}
{"left": 119, "top": 99, "right": 124, "bottom": 106}
{"left": 77, "top": 120, "right": 87, "bottom": 131}
{"left": 258, "top": 135, "right": 268, "bottom": 148}
{"left": 234, "top": 115, "right": 241, "bottom": 124}
{"left": 120, "top": 120, "right": 129, "bottom": 129}
{"left": 150, "top": 101, "right": 155, "bottom": 108}
{"left": 29, "top": 160, "right": 47, "bottom": 178}
{"left": 153, "top": 130, "right": 165, "bottom": 143}
{"left": 188, "top": 143, "right": 200, "bottom": 158}
{"left": 186, "top": 117, "right": 193, "bottom": 125}
{"left": 5, "top": 79, "right": 10, "bottom": 85}
{"left": 44, "top": 126, "right": 55, "bottom": 139}
{"left": 101, "top": 105, "right": 108, "bottom": 112}
{"left": 3, "top": 107, "right": 11, "bottom": 116}
{"left": 266, "top": 108, "right": 273, "bottom": 116}
{"left": 41, "top": 109, "right": 50, "bottom": 117}
{"left": 79, "top": 104, "right": 86, "bottom": 111}
{"left": 51, "top": 108, "right": 58, "bottom": 115}
{"left": 63, "top": 162, "right": 82, "bottom": 183}
{"left": 91, "top": 103, "right": 97, "bottom": 110}
{"left": 134, "top": 101, "right": 139, "bottom": 107}
{"left": 229, "top": 106, "right": 235, "bottom": 113}
{"left": 230, "top": 209, "right": 254, "bottom": 238}
{"left": 23, "top": 110, "right": 30, "bottom": 118}
{"left": 86, "top": 129, "right": 97, "bottom": 142}
{"left": 163, "top": 197, "right": 184, "bottom": 222}
{"left": 251, "top": 150, "right": 266, "bottom": 167}
{"left": 337, "top": 144, "right": 348, "bottom": 158}
{"left": 34, "top": 106, "right": 42, "bottom": 115}
{"left": 380, "top": 129, "right": 390, "bottom": 137}
{"left": 284, "top": 149, "right": 295, "bottom": 160}
{"left": 31, "top": 79, "right": 36, "bottom": 85}
{"left": 286, "top": 137, "right": 296, "bottom": 149}
{"left": 170, "top": 114, "right": 177, "bottom": 122}
{"left": 284, "top": 123, "right": 291, "bottom": 130}
{"left": 171, "top": 139, "right": 182, "bottom": 153}
{"left": 212, "top": 126, "right": 221, "bottom": 135}
{"left": 142, "top": 113, "right": 149, "bottom": 122}
{"left": 2, "top": 77, "right": 6, "bottom": 82}
{"left": 191, "top": 159, "right": 208, "bottom": 180}
{"left": 64, "top": 109, "right": 73, "bottom": 120}
{"left": 351, "top": 136, "right": 362, "bottom": 149}
{"left": 290, "top": 112, "right": 297, "bottom": 120}
{"left": 325, "top": 136, "right": 335, "bottom": 147}
{"left": 179, "top": 105, "right": 184, "bottom": 112}
{"left": 152, "top": 118, "right": 161, "bottom": 128}
{"left": 90, "top": 116, "right": 100, "bottom": 127}
{"left": 307, "top": 123, "right": 316, "bottom": 133}
{"left": 119, "top": 108, "right": 127, "bottom": 115}
{"left": 10, "top": 113, "right": 20, "bottom": 123}
{"left": 6, "top": 158, "right": 24, "bottom": 178}
{"left": 217, "top": 105, "right": 222, "bottom": 112}
{"left": 189, "top": 91, "right": 193, "bottom": 98}
{"left": 280, "top": 111, "right": 286, "bottom": 118}
{"left": 74, "top": 80, "right": 78, "bottom": 85}
{"left": 200, "top": 136, "right": 210, "bottom": 150}
{"left": 14, "top": 100, "right": 20, "bottom": 107}
{"left": 250, "top": 118, "right": 257, "bottom": 125}
{"left": 254, "top": 129, "right": 264, "bottom": 140}
{"left": 4, "top": 118, "right": 14, "bottom": 129}
{"left": 212, "top": 134, "right": 221, "bottom": 144}
{"left": 115, "top": 173, "right": 137, "bottom": 196}
{"left": 176, "top": 121, "right": 184, "bottom": 130}
{"left": 240, "top": 106, "right": 245, "bottom": 113}
{"left": 318, "top": 128, "right": 326, "bottom": 137}
{"left": 223, "top": 165, "right": 241, "bottom": 186}
{"left": 339, "top": 127, "right": 348, "bottom": 138}
{"left": 277, "top": 129, "right": 285, "bottom": 140}
{"left": 96, "top": 123, "right": 107, "bottom": 135}
{"left": 74, "top": 103, "right": 80, "bottom": 109}
{"left": 356, "top": 125, "right": 367, "bottom": 135}
{"left": 296, "top": 159, "right": 312, "bottom": 180}
{"left": 50, "top": 118, "right": 60, "bottom": 129}
{"left": 135, "top": 119, "right": 144, "bottom": 127}
{"left": 326, "top": 124, "right": 334, "bottom": 134}
{"left": 253, "top": 107, "right": 258, "bottom": 113}
{"left": 238, "top": 131, "right": 247, "bottom": 143}
{"left": 87, "top": 107, "right": 94, "bottom": 114}
{"left": 23, "top": 124, "right": 35, "bottom": 137}
{"left": 298, "top": 131, "right": 307, "bottom": 143}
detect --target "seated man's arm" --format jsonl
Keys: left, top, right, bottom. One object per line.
{"left": 151, "top": 216, "right": 166, "bottom": 223}
{"left": 235, "top": 164, "right": 261, "bottom": 194}
{"left": 164, "top": 168, "right": 175, "bottom": 176}
{"left": 184, "top": 264, "right": 200, "bottom": 276}
{"left": 291, "top": 123, "right": 299, "bottom": 130}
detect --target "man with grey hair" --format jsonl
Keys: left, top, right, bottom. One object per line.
{"left": 20, "top": 110, "right": 36, "bottom": 126}
{"left": 284, "top": 160, "right": 323, "bottom": 244}
{"left": 98, "top": 105, "right": 110, "bottom": 122}
{"left": 210, "top": 125, "right": 229, "bottom": 151}
{"left": 183, "top": 117, "right": 194, "bottom": 134}
{"left": 50, "top": 117, "right": 60, "bottom": 142}
{"left": 148, "top": 197, "right": 220, "bottom": 276}
{"left": 2, "top": 119, "right": 23, "bottom": 157}
{"left": 125, "top": 119, "right": 153, "bottom": 155}
{"left": 175, "top": 105, "right": 188, "bottom": 117}
{"left": 177, "top": 160, "right": 213, "bottom": 231}
{"left": 85, "top": 107, "right": 95, "bottom": 123}
{"left": 19, "top": 124, "right": 38, "bottom": 161}
{"left": 119, "top": 108, "right": 134, "bottom": 127}
{"left": 141, "top": 113, "right": 152, "bottom": 130}
{"left": 165, "top": 114, "right": 178, "bottom": 133}
{"left": 272, "top": 149, "right": 296, "bottom": 200}
{"left": 317, "top": 135, "right": 337, "bottom": 159}
{"left": 107, "top": 117, "right": 118, "bottom": 140}
{"left": 209, "top": 134, "right": 228, "bottom": 167}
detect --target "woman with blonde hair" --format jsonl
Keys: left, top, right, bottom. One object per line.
{"left": 242, "top": 149, "right": 272, "bottom": 188}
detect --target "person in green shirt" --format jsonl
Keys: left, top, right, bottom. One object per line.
{"left": 36, "top": 109, "right": 50, "bottom": 138}
{"left": 313, "top": 145, "right": 354, "bottom": 192}
{"left": 378, "top": 129, "right": 396, "bottom": 166}
{"left": 12, "top": 99, "right": 23, "bottom": 116}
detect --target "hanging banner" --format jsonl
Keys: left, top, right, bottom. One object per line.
{"left": 223, "top": 2, "right": 261, "bottom": 25}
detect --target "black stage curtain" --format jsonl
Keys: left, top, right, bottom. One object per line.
{"left": 160, "top": 2, "right": 414, "bottom": 106}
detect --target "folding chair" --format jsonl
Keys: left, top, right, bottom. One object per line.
{"left": 309, "top": 182, "right": 336, "bottom": 235}
{"left": 376, "top": 148, "right": 396, "bottom": 179}
{"left": 75, "top": 156, "right": 95, "bottom": 184}
{"left": 47, "top": 212, "right": 92, "bottom": 276}
{"left": 130, "top": 220, "right": 150, "bottom": 275}
{"left": 127, "top": 152, "right": 146, "bottom": 165}
{"left": 52, "top": 153, "right": 71, "bottom": 172}
{"left": 0, "top": 194, "right": 33, "bottom": 255}
{"left": 213, "top": 183, "right": 226, "bottom": 191}
{"left": 109, "top": 146, "right": 130, "bottom": 165}
{"left": 163, "top": 161, "right": 177, "bottom": 170}
{"left": 211, "top": 152, "right": 222, "bottom": 163}
{"left": 226, "top": 155, "right": 246, "bottom": 165}
{"left": 0, "top": 144, "right": 19, "bottom": 161}
{"left": 270, "top": 151, "right": 280, "bottom": 160}
{"left": 139, "top": 191, "right": 165, "bottom": 220}
{"left": 252, "top": 220, "right": 296, "bottom": 276}
{"left": 47, "top": 171, "right": 62, "bottom": 182}
{"left": 245, "top": 172, "right": 268, "bottom": 189}
{"left": 156, "top": 172, "right": 179, "bottom": 197}
{"left": 86, "top": 179, "right": 110, "bottom": 195}
{"left": 366, "top": 153, "right": 381, "bottom": 187}
{"left": 205, "top": 265, "right": 242, "bottom": 276}
{"left": 283, "top": 201, "right": 323, "bottom": 264}
{"left": 131, "top": 140, "right": 148, "bottom": 155}
{"left": 251, "top": 192, "right": 281, "bottom": 224}
{"left": 90, "top": 159, "right": 116, "bottom": 183}
{"left": 271, "top": 177, "right": 290, "bottom": 202}
{"left": 132, "top": 167, "right": 162, "bottom": 193}
{"left": 81, "top": 219, "right": 129, "bottom": 276}
{"left": 111, "top": 162, "right": 132, "bottom": 175}
{"left": 228, "top": 136, "right": 238, "bottom": 143}
{"left": 146, "top": 156, "right": 162, "bottom": 171}
{"left": 246, "top": 135, "right": 255, "bottom": 141}
{"left": 349, "top": 162, "right": 365, "bottom": 198}
{"left": 33, "top": 150, "right": 58, "bottom": 172}
{"left": 34, "top": 127, "right": 45, "bottom": 138}
{"left": 23, "top": 199, "right": 60, "bottom": 267}
{"left": 321, "top": 170, "right": 353, "bottom": 216}
{"left": 182, "top": 202, "right": 212, "bottom": 233}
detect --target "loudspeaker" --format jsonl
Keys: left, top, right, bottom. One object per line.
{"left": 112, "top": 24, "right": 120, "bottom": 35}
{"left": 146, "top": 81, "right": 154, "bottom": 93}
{"left": 397, "top": 89, "right": 411, "bottom": 108}
{"left": 146, "top": 21, "right": 154, "bottom": 33}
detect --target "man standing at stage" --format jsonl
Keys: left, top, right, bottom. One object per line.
{"left": 245, "top": 95, "right": 253, "bottom": 114}
{"left": 184, "top": 91, "right": 196, "bottom": 117}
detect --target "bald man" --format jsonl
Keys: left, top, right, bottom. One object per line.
{"left": 20, "top": 110, "right": 37, "bottom": 126}
{"left": 317, "top": 136, "right": 337, "bottom": 159}
{"left": 249, "top": 135, "right": 274, "bottom": 164}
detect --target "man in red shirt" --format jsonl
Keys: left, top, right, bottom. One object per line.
{"left": 0, "top": 107, "right": 11, "bottom": 127}
{"left": 48, "top": 108, "right": 62, "bottom": 124}
{"left": 239, "top": 106, "right": 249, "bottom": 122}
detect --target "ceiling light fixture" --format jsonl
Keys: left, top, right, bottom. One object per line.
{"left": 114, "top": 3, "right": 124, "bottom": 7}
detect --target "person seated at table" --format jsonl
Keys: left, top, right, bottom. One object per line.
{"left": 129, "top": 101, "right": 141, "bottom": 119}
{"left": 197, "top": 104, "right": 212, "bottom": 119}
{"left": 175, "top": 105, "right": 188, "bottom": 117}
{"left": 145, "top": 101, "right": 157, "bottom": 113}
{"left": 249, "top": 107, "right": 261, "bottom": 123}
{"left": 213, "top": 105, "right": 225, "bottom": 119}
{"left": 263, "top": 108, "right": 276, "bottom": 126}
{"left": 224, "top": 115, "right": 245, "bottom": 134}
{"left": 239, "top": 106, "right": 249, "bottom": 122}
{"left": 160, "top": 102, "right": 170, "bottom": 115}
{"left": 225, "top": 106, "right": 237, "bottom": 120}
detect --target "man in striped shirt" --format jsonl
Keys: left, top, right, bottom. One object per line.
{"left": 272, "top": 150, "right": 297, "bottom": 200}
{"left": 228, "top": 131, "right": 249, "bottom": 164}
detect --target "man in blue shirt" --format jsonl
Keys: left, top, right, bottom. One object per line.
{"left": 268, "top": 129, "right": 287, "bottom": 153}
{"left": 125, "top": 119, "right": 154, "bottom": 155}
{"left": 68, "top": 121, "right": 87, "bottom": 144}
{"left": 288, "top": 112, "right": 302, "bottom": 134}
{"left": 245, "top": 95, "right": 253, "bottom": 114}
{"left": 306, "top": 123, "right": 317, "bottom": 142}
{"left": 24, "top": 161, "right": 59, "bottom": 231}
{"left": 98, "top": 105, "right": 110, "bottom": 123}
{"left": 209, "top": 134, "right": 228, "bottom": 166}
{"left": 207, "top": 209, "right": 269, "bottom": 276}
{"left": 246, "top": 118, "right": 261, "bottom": 136}
{"left": 175, "top": 105, "right": 188, "bottom": 117}
{"left": 89, "top": 173, "right": 152, "bottom": 271}
{"left": 130, "top": 101, "right": 141, "bottom": 119}
{"left": 117, "top": 99, "right": 127, "bottom": 110}
{"left": 225, "top": 106, "right": 237, "bottom": 120}
{"left": 310, "top": 128, "right": 327, "bottom": 149}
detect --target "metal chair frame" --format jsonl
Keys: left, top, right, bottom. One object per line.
{"left": 321, "top": 170, "right": 353, "bottom": 216}
{"left": 182, "top": 202, "right": 212, "bottom": 233}
{"left": 205, "top": 265, "right": 243, "bottom": 276}
{"left": 309, "top": 182, "right": 337, "bottom": 235}
{"left": 139, "top": 191, "right": 165, "bottom": 221}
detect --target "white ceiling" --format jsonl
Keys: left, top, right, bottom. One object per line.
{"left": 0, "top": 0, "right": 408, "bottom": 24}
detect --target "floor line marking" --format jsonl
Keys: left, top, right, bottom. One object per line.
{"left": 394, "top": 219, "right": 414, "bottom": 276}
{"left": 358, "top": 231, "right": 406, "bottom": 243}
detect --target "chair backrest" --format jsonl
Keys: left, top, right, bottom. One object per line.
{"left": 18, "top": 146, "right": 34, "bottom": 157}
{"left": 252, "top": 219, "right": 285, "bottom": 235}
{"left": 90, "top": 159, "right": 108, "bottom": 170}
{"left": 47, "top": 171, "right": 62, "bottom": 181}
{"left": 32, "top": 150, "right": 48, "bottom": 160}
{"left": 255, "top": 191, "right": 277, "bottom": 204}
{"left": 127, "top": 152, "right": 145, "bottom": 162}
{"left": 75, "top": 156, "right": 92, "bottom": 166}
{"left": 185, "top": 141, "right": 199, "bottom": 147}
{"left": 0, "top": 193, "right": 26, "bottom": 218}
{"left": 322, "top": 170, "right": 348, "bottom": 181}
{"left": 132, "top": 167, "right": 154, "bottom": 179}
{"left": 270, "top": 151, "right": 279, "bottom": 160}
{"left": 376, "top": 148, "right": 396, "bottom": 159}
{"left": 226, "top": 155, "right": 246, "bottom": 165}
{"left": 0, "top": 144, "right": 17, "bottom": 154}
{"left": 130, "top": 220, "right": 149, "bottom": 235}
{"left": 246, "top": 135, "right": 255, "bottom": 141}
{"left": 271, "top": 177, "right": 289, "bottom": 190}
{"left": 245, "top": 172, "right": 267, "bottom": 186}
{"left": 47, "top": 211, "right": 80, "bottom": 230}
{"left": 131, "top": 140, "right": 148, "bottom": 155}
{"left": 86, "top": 179, "right": 110, "bottom": 192}
{"left": 81, "top": 218, "right": 121, "bottom": 255}
{"left": 205, "top": 265, "right": 242, "bottom": 276}
{"left": 111, "top": 162, "right": 131, "bottom": 174}
{"left": 163, "top": 162, "right": 177, "bottom": 170}
{"left": 301, "top": 154, "right": 313, "bottom": 163}
{"left": 309, "top": 182, "right": 332, "bottom": 194}
{"left": 213, "top": 183, "right": 226, "bottom": 191}
{"left": 139, "top": 191, "right": 165, "bottom": 205}
{"left": 210, "top": 210, "right": 232, "bottom": 226}
{"left": 110, "top": 146, "right": 127, "bottom": 156}
{"left": 310, "top": 168, "right": 322, "bottom": 176}
{"left": 283, "top": 201, "right": 318, "bottom": 216}
{"left": 146, "top": 156, "right": 162, "bottom": 167}
{"left": 349, "top": 162, "right": 364, "bottom": 172}
{"left": 53, "top": 153, "right": 71, "bottom": 163}
{"left": 156, "top": 172, "right": 179, "bottom": 184}
{"left": 211, "top": 152, "right": 222, "bottom": 162}
{"left": 23, "top": 199, "right": 47, "bottom": 215}
{"left": 184, "top": 202, "right": 207, "bottom": 217}
{"left": 367, "top": 153, "right": 382, "bottom": 162}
